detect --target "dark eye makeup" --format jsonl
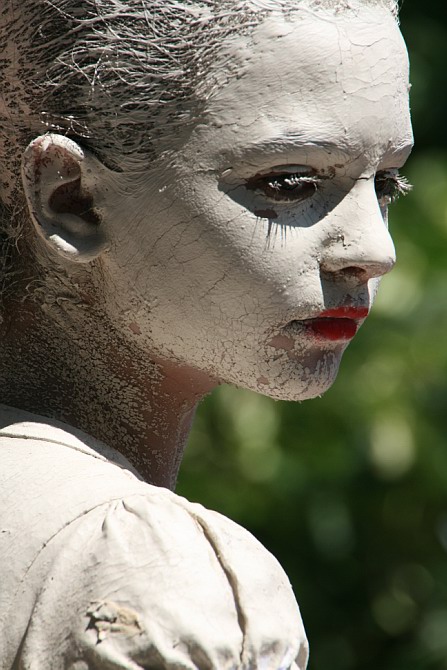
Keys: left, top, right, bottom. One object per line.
{"left": 244, "top": 166, "right": 412, "bottom": 206}
{"left": 245, "top": 169, "right": 321, "bottom": 204}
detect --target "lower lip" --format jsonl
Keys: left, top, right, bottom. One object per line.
{"left": 306, "top": 318, "right": 359, "bottom": 341}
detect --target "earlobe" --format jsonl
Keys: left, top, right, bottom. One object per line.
{"left": 21, "top": 134, "right": 110, "bottom": 263}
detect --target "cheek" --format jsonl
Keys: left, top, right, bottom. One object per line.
{"left": 145, "top": 183, "right": 329, "bottom": 333}
{"left": 167, "top": 176, "right": 320, "bottom": 282}
{"left": 114, "top": 210, "right": 348, "bottom": 400}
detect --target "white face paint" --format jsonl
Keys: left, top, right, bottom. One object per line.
{"left": 105, "top": 6, "right": 413, "bottom": 401}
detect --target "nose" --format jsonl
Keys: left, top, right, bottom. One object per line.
{"left": 319, "top": 179, "right": 396, "bottom": 282}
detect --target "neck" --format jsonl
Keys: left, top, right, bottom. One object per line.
{"left": 0, "top": 295, "right": 216, "bottom": 489}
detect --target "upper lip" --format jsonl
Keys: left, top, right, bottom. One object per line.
{"left": 315, "top": 306, "right": 369, "bottom": 320}
{"left": 283, "top": 305, "right": 369, "bottom": 328}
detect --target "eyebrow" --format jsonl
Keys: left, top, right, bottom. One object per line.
{"left": 230, "top": 135, "right": 346, "bottom": 159}
{"left": 226, "top": 132, "right": 414, "bottom": 168}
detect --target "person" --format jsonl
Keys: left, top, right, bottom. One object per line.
{"left": 0, "top": 0, "right": 412, "bottom": 667}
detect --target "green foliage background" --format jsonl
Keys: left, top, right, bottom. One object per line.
{"left": 177, "top": 3, "right": 447, "bottom": 668}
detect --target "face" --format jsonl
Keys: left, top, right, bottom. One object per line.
{"left": 106, "top": 6, "right": 413, "bottom": 401}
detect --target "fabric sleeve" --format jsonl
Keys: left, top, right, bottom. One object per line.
{"left": 15, "top": 493, "right": 308, "bottom": 669}
{"left": 0, "top": 436, "right": 308, "bottom": 670}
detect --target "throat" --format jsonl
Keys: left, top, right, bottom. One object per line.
{"left": 0, "top": 318, "right": 216, "bottom": 489}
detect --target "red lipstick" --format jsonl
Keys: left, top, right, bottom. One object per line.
{"left": 318, "top": 306, "right": 369, "bottom": 320}
{"left": 306, "top": 306, "right": 369, "bottom": 341}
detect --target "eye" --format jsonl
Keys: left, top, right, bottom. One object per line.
{"left": 245, "top": 166, "right": 320, "bottom": 203}
{"left": 374, "top": 169, "right": 412, "bottom": 205}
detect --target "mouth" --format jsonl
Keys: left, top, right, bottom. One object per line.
{"left": 290, "top": 306, "right": 369, "bottom": 342}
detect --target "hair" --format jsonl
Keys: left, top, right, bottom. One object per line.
{"left": 1, "top": 0, "right": 399, "bottom": 179}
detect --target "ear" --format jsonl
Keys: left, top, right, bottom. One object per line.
{"left": 21, "top": 134, "right": 110, "bottom": 263}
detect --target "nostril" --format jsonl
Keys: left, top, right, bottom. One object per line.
{"left": 342, "top": 266, "right": 363, "bottom": 276}
{"left": 321, "top": 266, "right": 369, "bottom": 283}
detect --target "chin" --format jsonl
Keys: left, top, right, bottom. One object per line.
{"left": 255, "top": 371, "right": 339, "bottom": 402}
{"left": 220, "top": 346, "right": 346, "bottom": 402}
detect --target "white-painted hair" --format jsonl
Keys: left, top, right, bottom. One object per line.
{"left": 1, "top": 0, "right": 399, "bottom": 175}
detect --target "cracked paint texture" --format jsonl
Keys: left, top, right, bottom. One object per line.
{"left": 0, "top": 1, "right": 411, "bottom": 668}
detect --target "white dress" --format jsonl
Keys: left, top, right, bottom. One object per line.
{"left": 0, "top": 405, "right": 308, "bottom": 669}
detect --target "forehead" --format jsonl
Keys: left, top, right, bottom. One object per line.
{"left": 196, "top": 7, "right": 412, "bottom": 166}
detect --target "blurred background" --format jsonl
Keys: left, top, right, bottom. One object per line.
{"left": 177, "top": 2, "right": 447, "bottom": 669}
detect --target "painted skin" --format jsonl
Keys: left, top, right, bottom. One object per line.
{"left": 98, "top": 5, "right": 413, "bottom": 401}
{"left": 2, "top": 5, "right": 412, "bottom": 667}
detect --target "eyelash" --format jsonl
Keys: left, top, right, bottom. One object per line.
{"left": 374, "top": 170, "right": 412, "bottom": 205}
{"left": 245, "top": 169, "right": 412, "bottom": 205}
{"left": 246, "top": 171, "right": 321, "bottom": 203}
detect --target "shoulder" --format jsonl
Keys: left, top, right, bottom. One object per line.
{"left": 0, "top": 406, "right": 308, "bottom": 669}
{"left": 16, "top": 490, "right": 308, "bottom": 669}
